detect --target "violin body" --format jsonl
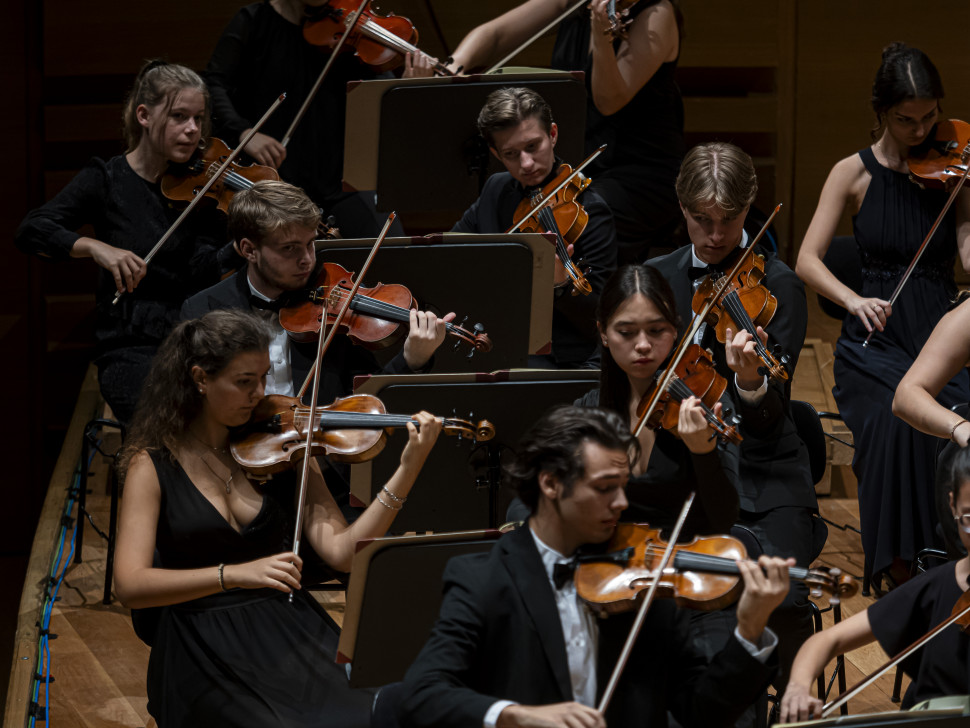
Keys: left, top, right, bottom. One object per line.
{"left": 278, "top": 261, "right": 493, "bottom": 355}
{"left": 303, "top": 0, "right": 417, "bottom": 72}
{"left": 691, "top": 252, "right": 789, "bottom": 382}
{"left": 575, "top": 524, "right": 746, "bottom": 617}
{"left": 232, "top": 394, "right": 389, "bottom": 476}
{"left": 908, "top": 119, "right": 970, "bottom": 190}
{"left": 508, "top": 163, "right": 593, "bottom": 295}
{"left": 231, "top": 393, "right": 497, "bottom": 476}
{"left": 638, "top": 344, "right": 741, "bottom": 445}
{"left": 575, "top": 523, "right": 857, "bottom": 619}
{"left": 161, "top": 137, "right": 279, "bottom": 213}
{"left": 280, "top": 262, "right": 414, "bottom": 348}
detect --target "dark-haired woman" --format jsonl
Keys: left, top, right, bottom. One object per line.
{"left": 15, "top": 61, "right": 233, "bottom": 425}
{"left": 447, "top": 0, "right": 684, "bottom": 263}
{"left": 574, "top": 263, "right": 762, "bottom": 538}
{"left": 113, "top": 309, "right": 442, "bottom": 727}
{"left": 795, "top": 43, "right": 970, "bottom": 587}
{"left": 780, "top": 445, "right": 970, "bottom": 720}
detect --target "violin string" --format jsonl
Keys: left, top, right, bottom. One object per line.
{"left": 721, "top": 291, "right": 773, "bottom": 362}
{"left": 666, "top": 378, "right": 721, "bottom": 429}
{"left": 358, "top": 17, "right": 422, "bottom": 55}
{"left": 535, "top": 202, "right": 584, "bottom": 283}
{"left": 321, "top": 286, "right": 468, "bottom": 335}
{"left": 641, "top": 546, "right": 812, "bottom": 581}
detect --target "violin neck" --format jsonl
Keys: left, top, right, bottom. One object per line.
{"left": 358, "top": 17, "right": 418, "bottom": 56}
{"left": 309, "top": 410, "right": 417, "bottom": 430}
{"left": 673, "top": 551, "right": 809, "bottom": 582}
{"left": 343, "top": 289, "right": 462, "bottom": 337}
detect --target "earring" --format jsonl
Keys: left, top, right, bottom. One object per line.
{"left": 198, "top": 386, "right": 204, "bottom": 394}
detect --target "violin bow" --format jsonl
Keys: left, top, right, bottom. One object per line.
{"left": 506, "top": 145, "right": 607, "bottom": 233}
{"left": 820, "top": 593, "right": 970, "bottom": 717}
{"left": 632, "top": 204, "right": 783, "bottom": 438}
{"left": 483, "top": 0, "right": 588, "bottom": 74}
{"left": 282, "top": 0, "right": 369, "bottom": 148}
{"left": 289, "top": 212, "right": 394, "bottom": 600}
{"left": 862, "top": 161, "right": 970, "bottom": 349}
{"left": 112, "top": 93, "right": 286, "bottom": 305}
{"left": 597, "top": 491, "right": 696, "bottom": 714}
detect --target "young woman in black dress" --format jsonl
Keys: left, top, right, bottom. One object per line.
{"left": 795, "top": 43, "right": 970, "bottom": 587}
{"left": 113, "top": 309, "right": 441, "bottom": 727}
{"left": 15, "top": 60, "right": 232, "bottom": 425}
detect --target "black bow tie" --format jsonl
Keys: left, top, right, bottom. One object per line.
{"left": 552, "top": 559, "right": 578, "bottom": 589}
{"left": 249, "top": 294, "right": 283, "bottom": 312}
{"left": 687, "top": 264, "right": 722, "bottom": 281}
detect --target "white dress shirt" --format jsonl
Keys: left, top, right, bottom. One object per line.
{"left": 247, "top": 275, "right": 295, "bottom": 397}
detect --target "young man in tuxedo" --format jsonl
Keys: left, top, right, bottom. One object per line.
{"left": 398, "top": 405, "right": 791, "bottom": 728}
{"left": 450, "top": 87, "right": 618, "bottom": 368}
{"left": 648, "top": 142, "right": 826, "bottom": 687}
{"left": 181, "top": 180, "right": 451, "bottom": 402}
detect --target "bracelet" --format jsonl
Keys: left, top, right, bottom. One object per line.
{"left": 375, "top": 492, "right": 403, "bottom": 511}
{"left": 218, "top": 563, "right": 228, "bottom": 592}
{"left": 950, "top": 419, "right": 970, "bottom": 443}
{"left": 382, "top": 485, "right": 407, "bottom": 503}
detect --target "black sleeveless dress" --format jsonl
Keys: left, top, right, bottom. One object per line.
{"left": 144, "top": 450, "right": 372, "bottom": 727}
{"left": 551, "top": 0, "right": 684, "bottom": 263}
{"left": 833, "top": 148, "right": 970, "bottom": 579}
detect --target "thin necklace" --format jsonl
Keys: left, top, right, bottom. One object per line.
{"left": 195, "top": 451, "right": 238, "bottom": 495}
{"left": 187, "top": 429, "right": 229, "bottom": 454}
{"left": 186, "top": 432, "right": 238, "bottom": 494}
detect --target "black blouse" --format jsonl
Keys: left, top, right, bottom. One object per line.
{"left": 15, "top": 155, "right": 227, "bottom": 350}
{"left": 868, "top": 561, "right": 970, "bottom": 709}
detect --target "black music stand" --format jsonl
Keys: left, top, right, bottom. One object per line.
{"left": 343, "top": 71, "right": 586, "bottom": 227}
{"left": 336, "top": 530, "right": 501, "bottom": 688}
{"left": 349, "top": 369, "right": 601, "bottom": 532}
{"left": 314, "top": 232, "right": 556, "bottom": 373}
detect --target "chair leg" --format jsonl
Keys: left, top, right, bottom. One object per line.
{"left": 862, "top": 560, "right": 872, "bottom": 597}
{"left": 76, "top": 428, "right": 92, "bottom": 564}
{"left": 891, "top": 667, "right": 903, "bottom": 703}
{"left": 102, "top": 467, "right": 120, "bottom": 605}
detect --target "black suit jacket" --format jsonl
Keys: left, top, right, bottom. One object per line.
{"left": 179, "top": 267, "right": 418, "bottom": 404}
{"left": 451, "top": 169, "right": 618, "bottom": 366}
{"left": 648, "top": 244, "right": 817, "bottom": 513}
{"left": 400, "top": 525, "right": 775, "bottom": 728}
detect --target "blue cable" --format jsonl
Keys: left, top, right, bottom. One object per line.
{"left": 29, "top": 439, "right": 97, "bottom": 726}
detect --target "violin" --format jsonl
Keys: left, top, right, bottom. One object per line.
{"left": 574, "top": 523, "right": 858, "bottom": 618}
{"left": 638, "top": 343, "right": 742, "bottom": 445}
{"left": 230, "top": 393, "right": 496, "bottom": 477}
{"left": 908, "top": 118, "right": 970, "bottom": 189}
{"left": 302, "top": 0, "right": 455, "bottom": 76}
{"left": 507, "top": 162, "right": 594, "bottom": 296}
{"left": 278, "top": 262, "right": 492, "bottom": 356}
{"left": 161, "top": 137, "right": 280, "bottom": 214}
{"left": 691, "top": 250, "right": 791, "bottom": 382}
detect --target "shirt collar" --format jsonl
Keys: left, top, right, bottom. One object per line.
{"left": 690, "top": 228, "right": 750, "bottom": 270}
{"left": 529, "top": 525, "right": 573, "bottom": 586}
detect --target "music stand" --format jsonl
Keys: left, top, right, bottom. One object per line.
{"left": 314, "top": 232, "right": 556, "bottom": 373}
{"left": 349, "top": 369, "right": 601, "bottom": 532}
{"left": 336, "top": 530, "right": 501, "bottom": 688}
{"left": 343, "top": 71, "right": 586, "bottom": 228}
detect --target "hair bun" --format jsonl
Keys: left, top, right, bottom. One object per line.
{"left": 881, "top": 41, "right": 909, "bottom": 62}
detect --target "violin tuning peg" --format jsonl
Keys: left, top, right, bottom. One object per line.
{"left": 809, "top": 586, "right": 822, "bottom": 599}
{"left": 756, "top": 365, "right": 769, "bottom": 378}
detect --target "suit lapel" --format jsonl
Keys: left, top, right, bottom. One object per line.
{"left": 500, "top": 527, "right": 574, "bottom": 701}
{"left": 667, "top": 246, "right": 695, "bottom": 336}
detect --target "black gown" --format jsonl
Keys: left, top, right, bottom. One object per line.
{"left": 144, "top": 451, "right": 372, "bottom": 727}
{"left": 551, "top": 0, "right": 684, "bottom": 263}
{"left": 833, "top": 147, "right": 970, "bottom": 579}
